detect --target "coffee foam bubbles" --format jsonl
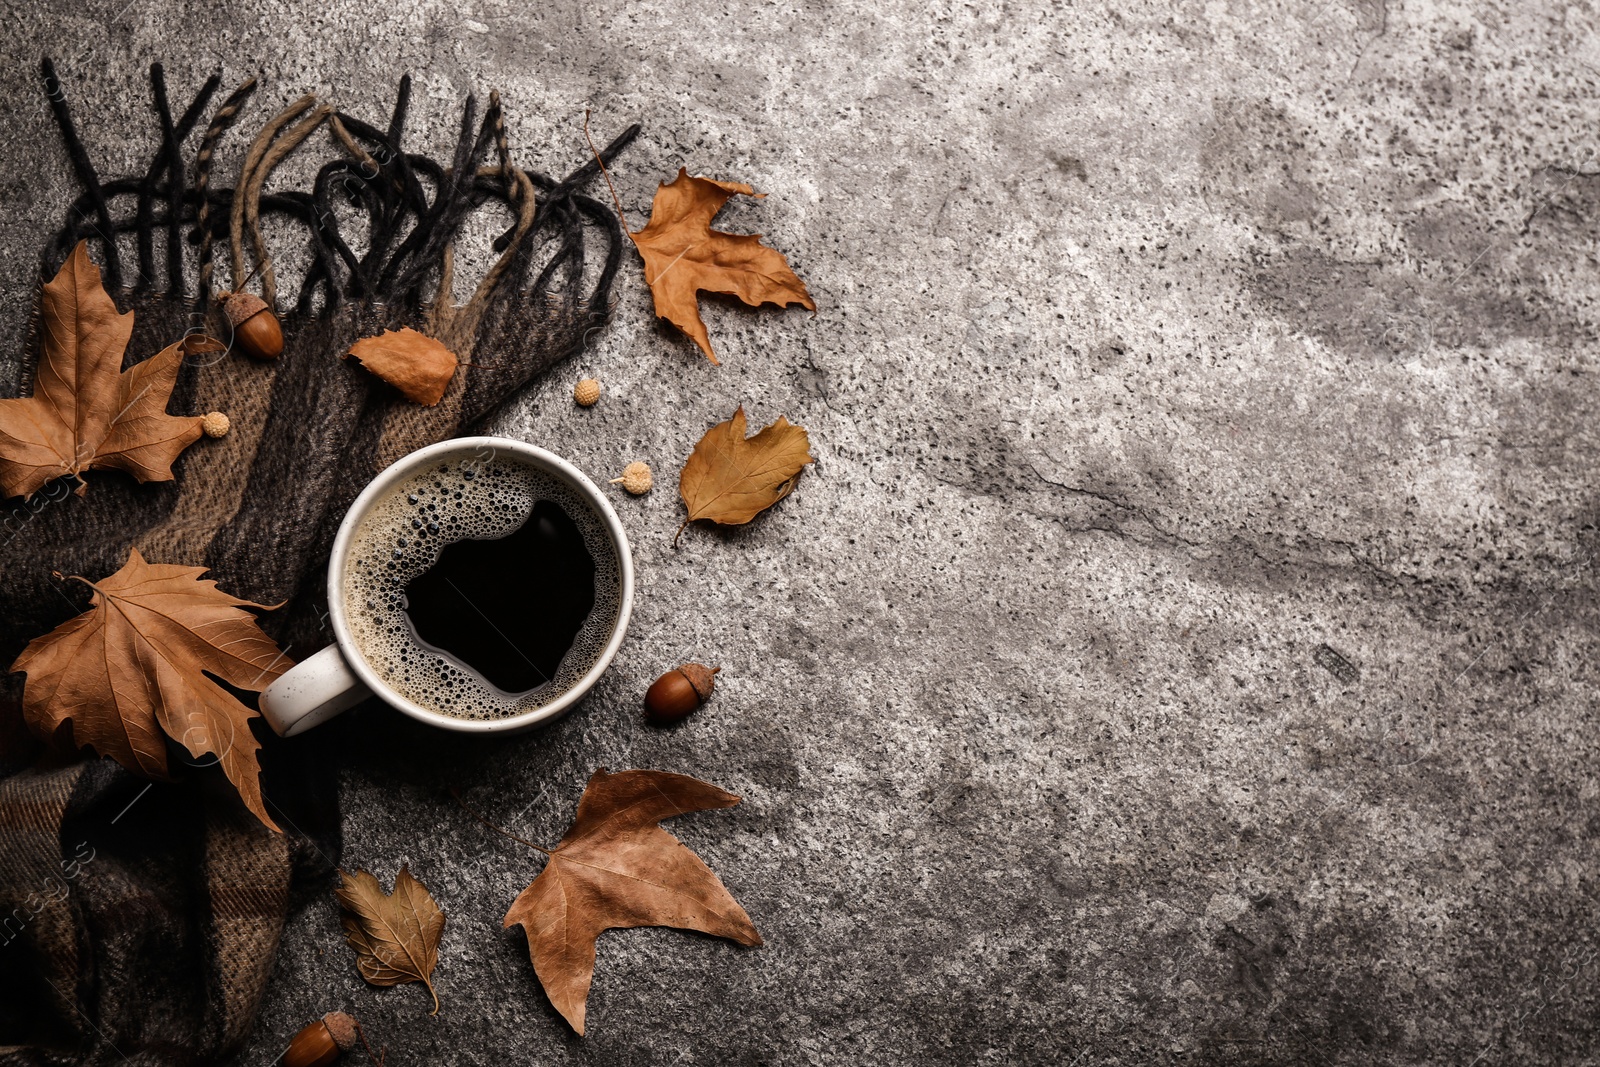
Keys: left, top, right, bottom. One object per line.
{"left": 342, "top": 452, "right": 621, "bottom": 720}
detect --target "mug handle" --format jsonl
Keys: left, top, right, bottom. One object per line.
{"left": 259, "top": 645, "right": 373, "bottom": 737}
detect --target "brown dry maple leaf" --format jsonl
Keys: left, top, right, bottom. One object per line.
{"left": 9, "top": 546, "right": 291, "bottom": 830}
{"left": 0, "top": 241, "right": 207, "bottom": 501}
{"left": 336, "top": 866, "right": 447, "bottom": 1015}
{"left": 677, "top": 406, "right": 813, "bottom": 542}
{"left": 345, "top": 327, "right": 459, "bottom": 406}
{"left": 502, "top": 769, "right": 762, "bottom": 1035}
{"left": 629, "top": 169, "right": 814, "bottom": 365}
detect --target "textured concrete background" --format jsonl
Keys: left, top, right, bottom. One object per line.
{"left": 2, "top": 0, "right": 1599, "bottom": 1063}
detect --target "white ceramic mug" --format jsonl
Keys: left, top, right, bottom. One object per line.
{"left": 259, "top": 436, "right": 634, "bottom": 737}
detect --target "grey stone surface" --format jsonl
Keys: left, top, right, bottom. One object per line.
{"left": 3, "top": 0, "right": 1600, "bottom": 1063}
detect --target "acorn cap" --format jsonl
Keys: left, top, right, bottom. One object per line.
{"left": 322, "top": 1012, "right": 358, "bottom": 1052}
{"left": 223, "top": 291, "right": 270, "bottom": 327}
{"left": 678, "top": 663, "right": 720, "bottom": 702}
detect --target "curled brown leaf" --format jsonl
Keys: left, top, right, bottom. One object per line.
{"left": 502, "top": 769, "right": 762, "bottom": 1035}
{"left": 8, "top": 547, "right": 291, "bottom": 830}
{"left": 628, "top": 170, "right": 814, "bottom": 365}
{"left": 677, "top": 406, "right": 813, "bottom": 543}
{"left": 345, "top": 327, "right": 459, "bottom": 406}
{"left": 0, "top": 242, "right": 209, "bottom": 501}
{"left": 336, "top": 866, "right": 446, "bottom": 1015}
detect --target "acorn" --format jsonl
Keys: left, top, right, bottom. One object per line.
{"left": 645, "top": 663, "right": 720, "bottom": 725}
{"left": 221, "top": 290, "right": 283, "bottom": 360}
{"left": 282, "top": 1012, "right": 358, "bottom": 1067}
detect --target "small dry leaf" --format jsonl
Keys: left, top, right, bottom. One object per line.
{"left": 345, "top": 327, "right": 459, "bottom": 406}
{"left": 9, "top": 547, "right": 291, "bottom": 830}
{"left": 503, "top": 769, "right": 762, "bottom": 1035}
{"left": 336, "top": 866, "right": 446, "bottom": 1015}
{"left": 0, "top": 242, "right": 208, "bottom": 501}
{"left": 629, "top": 169, "right": 814, "bottom": 365}
{"left": 677, "top": 406, "right": 813, "bottom": 541}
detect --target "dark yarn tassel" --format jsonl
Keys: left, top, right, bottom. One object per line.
{"left": 321, "top": 116, "right": 424, "bottom": 302}
{"left": 483, "top": 125, "right": 637, "bottom": 313}
{"left": 41, "top": 63, "right": 220, "bottom": 293}
{"left": 169, "top": 76, "right": 223, "bottom": 162}
{"left": 36, "top": 66, "right": 638, "bottom": 318}
{"left": 451, "top": 123, "right": 637, "bottom": 430}
{"left": 323, "top": 154, "right": 385, "bottom": 294}
{"left": 150, "top": 65, "right": 188, "bottom": 295}
{"left": 326, "top": 112, "right": 421, "bottom": 293}
{"left": 415, "top": 94, "right": 496, "bottom": 291}
{"left": 261, "top": 189, "right": 342, "bottom": 315}
{"left": 41, "top": 57, "right": 120, "bottom": 289}
{"left": 515, "top": 125, "right": 638, "bottom": 322}
{"left": 53, "top": 178, "right": 144, "bottom": 268}
{"left": 431, "top": 96, "right": 503, "bottom": 238}
{"left": 532, "top": 198, "right": 585, "bottom": 301}
{"left": 309, "top": 161, "right": 362, "bottom": 278}
{"left": 573, "top": 191, "right": 627, "bottom": 302}
{"left": 310, "top": 159, "right": 386, "bottom": 294}
{"left": 385, "top": 95, "right": 485, "bottom": 301}
{"left": 466, "top": 173, "right": 524, "bottom": 255}
{"left": 384, "top": 75, "right": 430, "bottom": 215}
{"left": 459, "top": 121, "right": 639, "bottom": 311}
{"left": 135, "top": 65, "right": 164, "bottom": 288}
{"left": 541, "top": 123, "right": 641, "bottom": 208}
{"left": 293, "top": 252, "right": 334, "bottom": 318}
{"left": 373, "top": 103, "right": 466, "bottom": 297}
{"left": 131, "top": 65, "right": 220, "bottom": 295}
{"left": 165, "top": 71, "right": 221, "bottom": 300}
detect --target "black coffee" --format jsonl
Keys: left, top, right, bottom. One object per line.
{"left": 343, "top": 453, "right": 621, "bottom": 720}
{"left": 403, "top": 499, "right": 596, "bottom": 693}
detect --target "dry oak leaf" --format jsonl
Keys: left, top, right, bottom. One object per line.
{"left": 336, "top": 866, "right": 447, "bottom": 1015}
{"left": 0, "top": 241, "right": 207, "bottom": 501}
{"left": 630, "top": 169, "right": 814, "bottom": 365}
{"left": 345, "top": 327, "right": 459, "bottom": 406}
{"left": 503, "top": 768, "right": 762, "bottom": 1035}
{"left": 677, "top": 405, "right": 813, "bottom": 541}
{"left": 9, "top": 546, "right": 291, "bottom": 831}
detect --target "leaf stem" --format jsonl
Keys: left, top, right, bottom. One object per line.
{"left": 448, "top": 786, "right": 551, "bottom": 855}
{"left": 583, "top": 110, "right": 631, "bottom": 236}
{"left": 352, "top": 1019, "right": 386, "bottom": 1067}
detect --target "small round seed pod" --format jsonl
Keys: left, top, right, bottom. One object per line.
{"left": 201, "top": 411, "right": 231, "bottom": 438}
{"left": 645, "top": 663, "right": 720, "bottom": 725}
{"left": 609, "top": 461, "right": 652, "bottom": 495}
{"left": 222, "top": 291, "right": 283, "bottom": 360}
{"left": 282, "top": 1012, "right": 358, "bottom": 1067}
{"left": 574, "top": 378, "right": 601, "bottom": 406}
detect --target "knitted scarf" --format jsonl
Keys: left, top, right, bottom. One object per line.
{"left": 0, "top": 61, "right": 637, "bottom": 1066}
